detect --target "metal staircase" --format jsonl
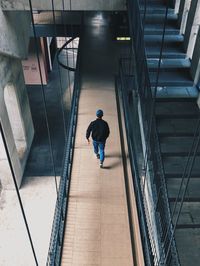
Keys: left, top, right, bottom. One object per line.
{"left": 120, "top": 0, "right": 200, "bottom": 265}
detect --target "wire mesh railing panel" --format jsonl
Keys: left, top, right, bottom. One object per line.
{"left": 120, "top": 0, "right": 181, "bottom": 265}
{"left": 46, "top": 37, "right": 81, "bottom": 266}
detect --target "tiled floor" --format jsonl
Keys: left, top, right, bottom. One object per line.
{"left": 61, "top": 13, "right": 133, "bottom": 266}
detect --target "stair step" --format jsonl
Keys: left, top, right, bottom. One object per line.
{"left": 155, "top": 101, "right": 199, "bottom": 118}
{"left": 144, "top": 17, "right": 178, "bottom": 29}
{"left": 151, "top": 81, "right": 193, "bottom": 87}
{"left": 156, "top": 113, "right": 199, "bottom": 119}
{"left": 140, "top": 0, "right": 166, "bottom": 3}
{"left": 146, "top": 44, "right": 185, "bottom": 56}
{"left": 166, "top": 173, "right": 200, "bottom": 178}
{"left": 144, "top": 13, "right": 178, "bottom": 21}
{"left": 160, "top": 136, "right": 200, "bottom": 156}
{"left": 167, "top": 179, "right": 200, "bottom": 199}
{"left": 154, "top": 86, "right": 198, "bottom": 99}
{"left": 147, "top": 58, "right": 191, "bottom": 69}
{"left": 169, "top": 197, "right": 200, "bottom": 202}
{"left": 149, "top": 68, "right": 193, "bottom": 86}
{"left": 170, "top": 202, "right": 200, "bottom": 229}
{"left": 140, "top": 7, "right": 175, "bottom": 15}
{"left": 163, "top": 156, "right": 200, "bottom": 177}
{"left": 145, "top": 35, "right": 185, "bottom": 56}
{"left": 144, "top": 29, "right": 180, "bottom": 35}
{"left": 144, "top": 35, "right": 184, "bottom": 42}
{"left": 157, "top": 118, "right": 198, "bottom": 137}
{"left": 147, "top": 53, "right": 186, "bottom": 59}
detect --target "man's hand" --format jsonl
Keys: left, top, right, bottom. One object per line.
{"left": 87, "top": 138, "right": 90, "bottom": 144}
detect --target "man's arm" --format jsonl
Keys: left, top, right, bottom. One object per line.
{"left": 106, "top": 122, "right": 110, "bottom": 138}
{"left": 86, "top": 122, "right": 93, "bottom": 141}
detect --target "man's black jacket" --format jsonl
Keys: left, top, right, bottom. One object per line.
{"left": 86, "top": 118, "right": 110, "bottom": 142}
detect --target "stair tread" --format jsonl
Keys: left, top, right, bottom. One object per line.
{"left": 144, "top": 35, "right": 184, "bottom": 41}
{"left": 147, "top": 58, "right": 191, "bottom": 68}
{"left": 147, "top": 53, "right": 186, "bottom": 59}
{"left": 153, "top": 85, "right": 198, "bottom": 98}
{"left": 144, "top": 13, "right": 178, "bottom": 20}
{"left": 146, "top": 45, "right": 184, "bottom": 51}
{"left": 149, "top": 69, "right": 193, "bottom": 86}
{"left": 157, "top": 118, "right": 198, "bottom": 136}
{"left": 140, "top": 6, "right": 175, "bottom": 14}
{"left": 156, "top": 102, "right": 199, "bottom": 116}
{"left": 167, "top": 179, "right": 200, "bottom": 201}
{"left": 144, "top": 29, "right": 180, "bottom": 35}
{"left": 160, "top": 136, "right": 200, "bottom": 155}
{"left": 144, "top": 21, "right": 178, "bottom": 30}
{"left": 163, "top": 156, "right": 200, "bottom": 175}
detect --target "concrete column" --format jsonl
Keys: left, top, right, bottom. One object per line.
{"left": 0, "top": 55, "right": 34, "bottom": 189}
{"left": 178, "top": 0, "right": 186, "bottom": 26}
{"left": 178, "top": 0, "right": 191, "bottom": 34}
{"left": 0, "top": 10, "right": 34, "bottom": 189}
{"left": 0, "top": 99, "right": 22, "bottom": 189}
{"left": 0, "top": 10, "right": 30, "bottom": 58}
{"left": 0, "top": 57, "right": 34, "bottom": 189}
{"left": 12, "top": 61, "right": 34, "bottom": 170}
{"left": 184, "top": 0, "right": 200, "bottom": 58}
{"left": 191, "top": 28, "right": 200, "bottom": 85}
{"left": 175, "top": 0, "right": 181, "bottom": 14}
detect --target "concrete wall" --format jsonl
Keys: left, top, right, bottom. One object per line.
{"left": 0, "top": 0, "right": 126, "bottom": 11}
{"left": 0, "top": 10, "right": 34, "bottom": 189}
{"left": 191, "top": 28, "right": 200, "bottom": 85}
{"left": 0, "top": 54, "right": 34, "bottom": 189}
{"left": 0, "top": 10, "right": 30, "bottom": 58}
{"left": 22, "top": 38, "right": 48, "bottom": 85}
{"left": 175, "top": 0, "right": 181, "bottom": 14}
{"left": 178, "top": 0, "right": 191, "bottom": 34}
{"left": 184, "top": 0, "right": 200, "bottom": 58}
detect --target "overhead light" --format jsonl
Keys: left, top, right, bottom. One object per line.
{"left": 116, "top": 37, "right": 131, "bottom": 41}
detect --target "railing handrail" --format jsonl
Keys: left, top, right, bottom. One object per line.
{"left": 57, "top": 37, "right": 77, "bottom": 71}
{"left": 126, "top": 0, "right": 180, "bottom": 264}
{"left": 46, "top": 36, "right": 82, "bottom": 266}
{"left": 117, "top": 66, "right": 154, "bottom": 265}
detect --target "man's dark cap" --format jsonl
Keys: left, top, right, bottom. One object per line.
{"left": 96, "top": 109, "right": 103, "bottom": 118}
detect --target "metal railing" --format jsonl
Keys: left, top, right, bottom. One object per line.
{"left": 57, "top": 37, "right": 78, "bottom": 71}
{"left": 120, "top": 0, "right": 180, "bottom": 265}
{"left": 46, "top": 37, "right": 81, "bottom": 265}
{"left": 117, "top": 60, "right": 154, "bottom": 265}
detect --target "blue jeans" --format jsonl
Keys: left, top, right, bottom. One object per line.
{"left": 93, "top": 140, "right": 105, "bottom": 162}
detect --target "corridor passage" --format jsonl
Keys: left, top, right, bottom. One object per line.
{"left": 61, "top": 13, "right": 133, "bottom": 265}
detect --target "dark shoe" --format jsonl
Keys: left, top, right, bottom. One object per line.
{"left": 100, "top": 162, "right": 103, "bottom": 168}
{"left": 96, "top": 154, "right": 100, "bottom": 159}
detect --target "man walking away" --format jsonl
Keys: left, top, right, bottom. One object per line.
{"left": 86, "top": 109, "right": 110, "bottom": 168}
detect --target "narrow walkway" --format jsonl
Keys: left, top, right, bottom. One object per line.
{"left": 61, "top": 13, "right": 133, "bottom": 265}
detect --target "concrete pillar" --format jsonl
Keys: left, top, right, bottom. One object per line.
{"left": 184, "top": 0, "right": 200, "bottom": 58}
{"left": 178, "top": 0, "right": 186, "bottom": 27}
{"left": 191, "top": 28, "right": 200, "bottom": 86}
{"left": 0, "top": 10, "right": 30, "bottom": 58}
{"left": 175, "top": 0, "right": 181, "bottom": 14}
{"left": 0, "top": 54, "right": 34, "bottom": 189}
{"left": 0, "top": 10, "right": 34, "bottom": 189}
{"left": 0, "top": 98, "right": 22, "bottom": 189}
{"left": 178, "top": 0, "right": 191, "bottom": 34}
